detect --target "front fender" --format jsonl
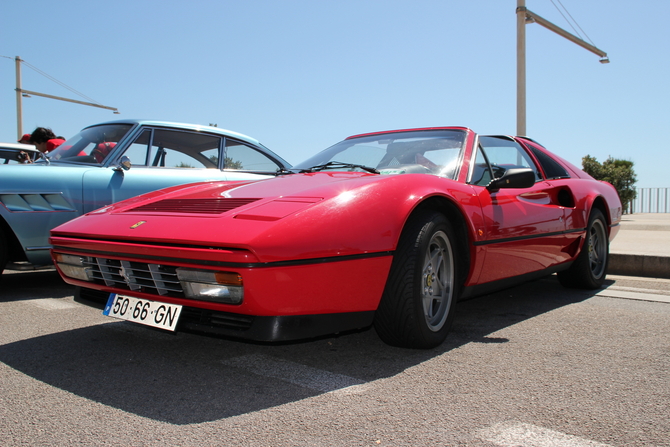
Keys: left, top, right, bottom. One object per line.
{"left": 243, "top": 174, "right": 481, "bottom": 263}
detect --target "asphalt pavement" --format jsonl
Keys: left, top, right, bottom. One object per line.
{"left": 609, "top": 213, "right": 670, "bottom": 279}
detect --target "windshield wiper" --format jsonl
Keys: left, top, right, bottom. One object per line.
{"left": 275, "top": 167, "right": 294, "bottom": 176}
{"left": 300, "top": 161, "right": 379, "bottom": 174}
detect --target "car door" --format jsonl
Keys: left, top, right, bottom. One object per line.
{"left": 470, "top": 136, "right": 568, "bottom": 283}
{"left": 81, "top": 127, "right": 279, "bottom": 213}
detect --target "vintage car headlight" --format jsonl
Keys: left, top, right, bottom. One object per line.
{"left": 54, "top": 253, "right": 92, "bottom": 282}
{"left": 176, "top": 268, "right": 243, "bottom": 304}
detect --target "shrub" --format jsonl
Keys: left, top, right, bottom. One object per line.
{"left": 582, "top": 155, "right": 637, "bottom": 213}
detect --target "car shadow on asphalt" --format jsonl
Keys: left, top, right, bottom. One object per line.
{"left": 0, "top": 273, "right": 604, "bottom": 425}
{"left": 0, "top": 269, "right": 73, "bottom": 301}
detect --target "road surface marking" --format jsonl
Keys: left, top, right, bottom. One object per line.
{"left": 27, "top": 298, "right": 79, "bottom": 310}
{"left": 596, "top": 289, "right": 670, "bottom": 303}
{"left": 479, "top": 421, "right": 613, "bottom": 447}
{"left": 607, "top": 285, "right": 670, "bottom": 295}
{"left": 222, "top": 353, "right": 367, "bottom": 393}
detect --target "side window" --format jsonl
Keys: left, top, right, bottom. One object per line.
{"left": 528, "top": 146, "right": 570, "bottom": 179}
{"left": 224, "top": 140, "right": 281, "bottom": 171}
{"left": 120, "top": 129, "right": 221, "bottom": 168}
{"left": 122, "top": 129, "right": 152, "bottom": 166}
{"left": 150, "top": 129, "right": 220, "bottom": 169}
{"left": 476, "top": 136, "right": 542, "bottom": 182}
{"left": 470, "top": 146, "right": 493, "bottom": 186}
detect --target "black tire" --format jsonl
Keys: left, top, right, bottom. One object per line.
{"left": 0, "top": 227, "right": 7, "bottom": 276}
{"left": 558, "top": 208, "right": 609, "bottom": 289}
{"left": 374, "top": 210, "right": 461, "bottom": 348}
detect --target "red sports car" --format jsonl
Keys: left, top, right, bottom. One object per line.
{"left": 50, "top": 127, "right": 622, "bottom": 348}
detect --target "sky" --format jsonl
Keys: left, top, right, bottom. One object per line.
{"left": 1, "top": 0, "right": 668, "bottom": 188}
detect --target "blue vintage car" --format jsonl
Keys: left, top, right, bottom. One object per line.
{"left": 0, "top": 120, "right": 290, "bottom": 275}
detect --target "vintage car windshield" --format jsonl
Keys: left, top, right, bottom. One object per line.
{"left": 45, "top": 124, "right": 134, "bottom": 165}
{"left": 292, "top": 129, "right": 466, "bottom": 179}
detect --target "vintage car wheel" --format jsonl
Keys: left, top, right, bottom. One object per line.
{"left": 0, "top": 227, "right": 7, "bottom": 275}
{"left": 375, "top": 210, "right": 460, "bottom": 348}
{"left": 558, "top": 208, "right": 609, "bottom": 289}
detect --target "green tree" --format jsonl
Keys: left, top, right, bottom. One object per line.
{"left": 208, "top": 154, "right": 244, "bottom": 169}
{"left": 582, "top": 155, "right": 637, "bottom": 213}
{"left": 224, "top": 157, "right": 244, "bottom": 170}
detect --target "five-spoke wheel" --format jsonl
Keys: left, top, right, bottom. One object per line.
{"left": 374, "top": 210, "right": 461, "bottom": 348}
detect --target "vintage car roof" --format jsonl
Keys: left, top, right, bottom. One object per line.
{"left": 87, "top": 119, "right": 264, "bottom": 146}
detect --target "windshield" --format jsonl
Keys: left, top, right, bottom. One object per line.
{"left": 47, "top": 124, "right": 134, "bottom": 165}
{"left": 292, "top": 129, "right": 466, "bottom": 179}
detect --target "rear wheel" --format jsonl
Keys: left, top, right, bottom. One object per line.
{"left": 374, "top": 210, "right": 461, "bottom": 348}
{"left": 558, "top": 208, "right": 609, "bottom": 289}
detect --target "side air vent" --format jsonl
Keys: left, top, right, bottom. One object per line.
{"left": 124, "top": 198, "right": 260, "bottom": 214}
{"left": 0, "top": 193, "right": 76, "bottom": 212}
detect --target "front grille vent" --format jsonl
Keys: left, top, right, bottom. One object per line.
{"left": 124, "top": 198, "right": 260, "bottom": 214}
{"left": 84, "top": 257, "right": 184, "bottom": 297}
{"left": 180, "top": 308, "right": 254, "bottom": 331}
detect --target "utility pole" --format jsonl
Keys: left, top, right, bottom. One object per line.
{"left": 516, "top": 1, "right": 609, "bottom": 136}
{"left": 15, "top": 57, "right": 23, "bottom": 138}
{"left": 517, "top": 0, "right": 527, "bottom": 137}
{"left": 14, "top": 56, "right": 119, "bottom": 139}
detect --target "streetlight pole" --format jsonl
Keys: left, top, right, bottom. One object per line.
{"left": 517, "top": 0, "right": 527, "bottom": 136}
{"left": 516, "top": 1, "right": 609, "bottom": 136}
{"left": 15, "top": 57, "right": 24, "bottom": 138}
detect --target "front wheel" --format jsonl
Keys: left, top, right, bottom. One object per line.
{"left": 374, "top": 211, "right": 461, "bottom": 348}
{"left": 558, "top": 208, "right": 609, "bottom": 289}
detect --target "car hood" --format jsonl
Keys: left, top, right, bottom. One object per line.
{"left": 51, "top": 172, "right": 471, "bottom": 263}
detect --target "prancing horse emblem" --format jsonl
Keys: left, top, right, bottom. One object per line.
{"left": 118, "top": 265, "right": 131, "bottom": 285}
{"left": 130, "top": 221, "right": 146, "bottom": 229}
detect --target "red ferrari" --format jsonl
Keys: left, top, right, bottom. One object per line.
{"left": 50, "top": 127, "right": 621, "bottom": 348}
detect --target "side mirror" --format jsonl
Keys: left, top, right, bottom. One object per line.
{"left": 486, "top": 168, "right": 536, "bottom": 193}
{"left": 114, "top": 155, "right": 132, "bottom": 172}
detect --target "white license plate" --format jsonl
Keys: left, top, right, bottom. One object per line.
{"left": 103, "top": 293, "right": 182, "bottom": 331}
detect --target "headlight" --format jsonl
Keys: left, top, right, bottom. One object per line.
{"left": 176, "top": 268, "right": 243, "bottom": 304}
{"left": 54, "top": 253, "right": 92, "bottom": 282}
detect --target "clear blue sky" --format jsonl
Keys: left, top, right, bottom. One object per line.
{"left": 1, "top": 0, "right": 668, "bottom": 188}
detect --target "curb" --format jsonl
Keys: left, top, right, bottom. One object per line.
{"left": 608, "top": 254, "right": 670, "bottom": 279}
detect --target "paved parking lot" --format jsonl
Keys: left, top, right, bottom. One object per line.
{"left": 1, "top": 269, "right": 668, "bottom": 446}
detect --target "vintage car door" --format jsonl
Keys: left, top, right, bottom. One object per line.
{"left": 470, "top": 136, "right": 569, "bottom": 284}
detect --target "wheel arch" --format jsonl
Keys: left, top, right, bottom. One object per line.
{"left": 0, "top": 215, "right": 27, "bottom": 266}
{"left": 589, "top": 195, "right": 612, "bottom": 234}
{"left": 403, "top": 195, "right": 472, "bottom": 284}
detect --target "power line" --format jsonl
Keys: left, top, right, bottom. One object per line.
{"left": 549, "top": 0, "right": 599, "bottom": 48}
{"left": 19, "top": 58, "right": 103, "bottom": 106}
